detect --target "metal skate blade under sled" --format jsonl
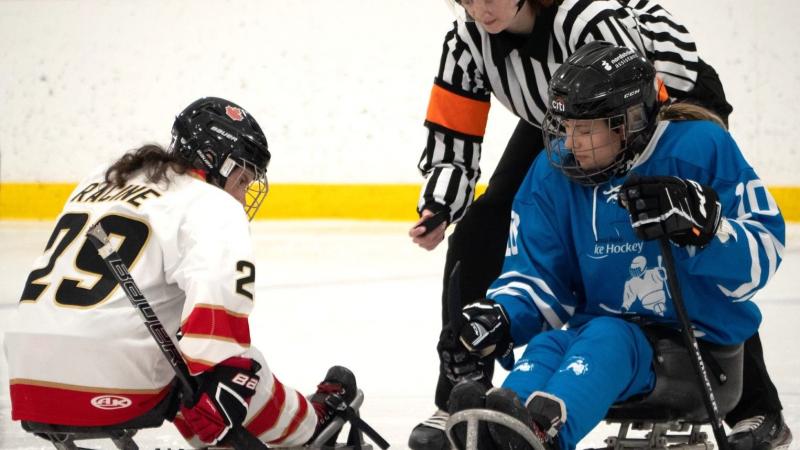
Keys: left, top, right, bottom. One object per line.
{"left": 21, "top": 422, "right": 142, "bottom": 450}
{"left": 21, "top": 388, "right": 388, "bottom": 450}
{"left": 596, "top": 420, "right": 714, "bottom": 450}
{"left": 287, "top": 389, "right": 389, "bottom": 450}
{"left": 444, "top": 409, "right": 547, "bottom": 450}
{"left": 445, "top": 409, "right": 716, "bottom": 450}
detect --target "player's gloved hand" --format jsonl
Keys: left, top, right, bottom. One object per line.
{"left": 618, "top": 174, "right": 722, "bottom": 247}
{"left": 179, "top": 357, "right": 261, "bottom": 444}
{"left": 459, "top": 299, "right": 513, "bottom": 361}
{"left": 437, "top": 324, "right": 488, "bottom": 384}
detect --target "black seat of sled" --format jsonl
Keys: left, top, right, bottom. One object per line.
{"left": 21, "top": 388, "right": 178, "bottom": 450}
{"left": 606, "top": 328, "right": 743, "bottom": 423}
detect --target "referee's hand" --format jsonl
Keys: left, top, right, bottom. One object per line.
{"left": 409, "top": 209, "right": 448, "bottom": 250}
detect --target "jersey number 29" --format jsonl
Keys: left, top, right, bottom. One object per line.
{"left": 20, "top": 212, "right": 149, "bottom": 307}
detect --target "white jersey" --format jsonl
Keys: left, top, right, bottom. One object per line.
{"left": 5, "top": 166, "right": 316, "bottom": 445}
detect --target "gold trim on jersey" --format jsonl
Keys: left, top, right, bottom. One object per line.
{"left": 54, "top": 211, "right": 152, "bottom": 310}
{"left": 181, "top": 352, "right": 251, "bottom": 372}
{"left": 180, "top": 303, "right": 249, "bottom": 328}
{"left": 181, "top": 333, "right": 250, "bottom": 345}
{"left": 244, "top": 378, "right": 278, "bottom": 432}
{"left": 9, "top": 377, "right": 168, "bottom": 395}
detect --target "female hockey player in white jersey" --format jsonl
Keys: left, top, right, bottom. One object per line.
{"left": 4, "top": 97, "right": 356, "bottom": 448}
{"left": 440, "top": 42, "right": 787, "bottom": 450}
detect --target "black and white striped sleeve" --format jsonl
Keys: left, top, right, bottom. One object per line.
{"left": 417, "top": 21, "right": 492, "bottom": 223}
{"left": 556, "top": 0, "right": 699, "bottom": 96}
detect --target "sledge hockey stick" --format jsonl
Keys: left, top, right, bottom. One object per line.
{"left": 449, "top": 260, "right": 514, "bottom": 371}
{"left": 86, "top": 223, "right": 267, "bottom": 450}
{"left": 658, "top": 238, "right": 729, "bottom": 450}
{"left": 444, "top": 261, "right": 480, "bottom": 382}
{"left": 447, "top": 261, "right": 465, "bottom": 337}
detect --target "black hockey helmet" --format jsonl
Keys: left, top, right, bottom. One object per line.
{"left": 169, "top": 97, "right": 271, "bottom": 219}
{"left": 542, "top": 41, "right": 664, "bottom": 185}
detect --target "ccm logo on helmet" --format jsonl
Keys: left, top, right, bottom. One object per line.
{"left": 624, "top": 88, "right": 641, "bottom": 99}
{"left": 90, "top": 395, "right": 133, "bottom": 410}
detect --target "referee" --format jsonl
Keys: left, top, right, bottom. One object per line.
{"left": 407, "top": 1, "right": 790, "bottom": 449}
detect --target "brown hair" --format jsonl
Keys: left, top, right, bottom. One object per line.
{"left": 530, "top": 0, "right": 558, "bottom": 13}
{"left": 657, "top": 102, "right": 727, "bottom": 130}
{"left": 105, "top": 144, "right": 191, "bottom": 188}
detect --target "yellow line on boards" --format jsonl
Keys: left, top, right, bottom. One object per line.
{"left": 1, "top": 182, "right": 798, "bottom": 222}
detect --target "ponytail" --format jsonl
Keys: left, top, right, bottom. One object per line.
{"left": 105, "top": 145, "right": 191, "bottom": 188}
{"left": 657, "top": 102, "right": 727, "bottom": 130}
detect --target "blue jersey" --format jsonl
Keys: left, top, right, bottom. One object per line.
{"left": 489, "top": 120, "right": 785, "bottom": 346}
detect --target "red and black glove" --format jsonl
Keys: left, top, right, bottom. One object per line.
{"left": 178, "top": 357, "right": 261, "bottom": 444}
{"left": 618, "top": 174, "right": 722, "bottom": 247}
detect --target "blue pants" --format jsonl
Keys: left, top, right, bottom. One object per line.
{"left": 502, "top": 317, "right": 656, "bottom": 450}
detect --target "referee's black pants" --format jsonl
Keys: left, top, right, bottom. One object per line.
{"left": 432, "top": 119, "right": 783, "bottom": 426}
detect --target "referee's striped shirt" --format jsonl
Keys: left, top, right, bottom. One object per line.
{"left": 418, "top": 0, "right": 701, "bottom": 223}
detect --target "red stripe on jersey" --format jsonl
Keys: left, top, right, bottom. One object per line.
{"left": 183, "top": 354, "right": 216, "bottom": 375}
{"left": 219, "top": 356, "right": 256, "bottom": 371}
{"left": 10, "top": 381, "right": 171, "bottom": 426}
{"left": 246, "top": 377, "right": 287, "bottom": 438}
{"left": 271, "top": 391, "right": 311, "bottom": 446}
{"left": 182, "top": 305, "right": 251, "bottom": 346}
{"left": 183, "top": 356, "right": 256, "bottom": 379}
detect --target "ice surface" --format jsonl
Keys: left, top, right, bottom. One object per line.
{"left": 1, "top": 221, "right": 797, "bottom": 449}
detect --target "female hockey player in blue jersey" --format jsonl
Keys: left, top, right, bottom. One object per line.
{"left": 441, "top": 41, "right": 786, "bottom": 450}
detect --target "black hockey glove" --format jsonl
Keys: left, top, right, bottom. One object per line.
{"left": 178, "top": 357, "right": 261, "bottom": 444}
{"left": 438, "top": 324, "right": 488, "bottom": 384}
{"left": 459, "top": 300, "right": 514, "bottom": 361}
{"left": 618, "top": 174, "right": 722, "bottom": 247}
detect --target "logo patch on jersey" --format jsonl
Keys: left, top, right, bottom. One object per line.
{"left": 90, "top": 395, "right": 133, "bottom": 410}
{"left": 591, "top": 240, "right": 643, "bottom": 259}
{"left": 621, "top": 254, "right": 668, "bottom": 316}
{"left": 559, "top": 356, "right": 589, "bottom": 376}
{"left": 514, "top": 360, "right": 535, "bottom": 373}
{"left": 225, "top": 105, "right": 245, "bottom": 121}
